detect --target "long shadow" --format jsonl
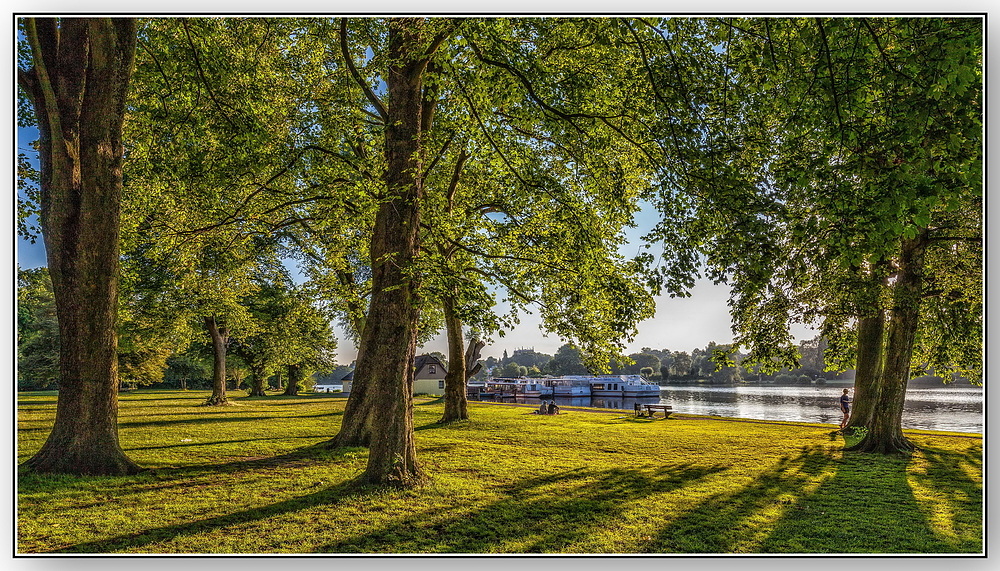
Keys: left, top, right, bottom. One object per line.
{"left": 18, "top": 442, "right": 361, "bottom": 501}
{"left": 51, "top": 478, "right": 368, "bottom": 553}
{"left": 123, "top": 434, "right": 333, "bottom": 452}
{"left": 117, "top": 410, "right": 342, "bottom": 429}
{"left": 890, "top": 442, "right": 983, "bottom": 552}
{"left": 643, "top": 444, "right": 981, "bottom": 554}
{"left": 642, "top": 445, "right": 839, "bottom": 553}
{"left": 230, "top": 396, "right": 342, "bottom": 406}
{"left": 315, "top": 462, "right": 727, "bottom": 553}
{"left": 757, "top": 446, "right": 981, "bottom": 553}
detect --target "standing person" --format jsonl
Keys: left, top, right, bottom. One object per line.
{"left": 839, "top": 388, "right": 852, "bottom": 430}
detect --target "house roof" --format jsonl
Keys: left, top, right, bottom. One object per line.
{"left": 336, "top": 355, "right": 446, "bottom": 382}
{"left": 414, "top": 354, "right": 447, "bottom": 373}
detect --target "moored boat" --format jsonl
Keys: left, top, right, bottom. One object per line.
{"left": 549, "top": 376, "right": 591, "bottom": 396}
{"left": 587, "top": 374, "right": 661, "bottom": 397}
{"left": 483, "top": 378, "right": 554, "bottom": 397}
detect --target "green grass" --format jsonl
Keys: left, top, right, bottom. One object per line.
{"left": 16, "top": 390, "right": 982, "bottom": 554}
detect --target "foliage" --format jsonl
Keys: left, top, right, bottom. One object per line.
{"left": 17, "top": 390, "right": 982, "bottom": 554}
{"left": 667, "top": 18, "right": 982, "bottom": 379}
{"left": 17, "top": 267, "right": 58, "bottom": 390}
{"left": 544, "top": 343, "right": 590, "bottom": 376}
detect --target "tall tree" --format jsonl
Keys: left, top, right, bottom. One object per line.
{"left": 122, "top": 18, "right": 332, "bottom": 405}
{"left": 323, "top": 18, "right": 690, "bottom": 487}
{"left": 662, "top": 17, "right": 982, "bottom": 453}
{"left": 17, "top": 18, "right": 142, "bottom": 475}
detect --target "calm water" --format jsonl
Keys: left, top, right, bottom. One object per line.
{"left": 480, "top": 384, "right": 984, "bottom": 433}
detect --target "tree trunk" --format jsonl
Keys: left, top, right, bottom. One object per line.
{"left": 440, "top": 294, "right": 485, "bottom": 423}
{"left": 847, "top": 235, "right": 928, "bottom": 454}
{"left": 845, "top": 313, "right": 884, "bottom": 431}
{"left": 846, "top": 263, "right": 889, "bottom": 431}
{"left": 247, "top": 365, "right": 267, "bottom": 397}
{"left": 203, "top": 316, "right": 230, "bottom": 406}
{"left": 20, "top": 18, "right": 142, "bottom": 476}
{"left": 329, "top": 18, "right": 429, "bottom": 488}
{"left": 283, "top": 364, "right": 302, "bottom": 396}
{"left": 440, "top": 295, "right": 469, "bottom": 423}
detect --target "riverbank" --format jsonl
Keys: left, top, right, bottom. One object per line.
{"left": 17, "top": 390, "right": 982, "bottom": 554}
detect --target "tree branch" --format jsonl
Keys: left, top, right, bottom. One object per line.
{"left": 340, "top": 18, "right": 388, "bottom": 122}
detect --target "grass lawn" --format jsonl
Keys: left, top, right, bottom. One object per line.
{"left": 16, "top": 389, "right": 982, "bottom": 554}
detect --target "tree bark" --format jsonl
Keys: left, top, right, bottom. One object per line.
{"left": 247, "top": 365, "right": 267, "bottom": 397}
{"left": 440, "top": 295, "right": 469, "bottom": 422}
{"left": 283, "top": 364, "right": 302, "bottom": 396}
{"left": 329, "top": 18, "right": 429, "bottom": 488}
{"left": 847, "top": 235, "right": 928, "bottom": 454}
{"left": 20, "top": 18, "right": 142, "bottom": 476}
{"left": 844, "top": 312, "right": 883, "bottom": 430}
{"left": 846, "top": 263, "right": 890, "bottom": 431}
{"left": 203, "top": 316, "right": 231, "bottom": 405}
{"left": 440, "top": 294, "right": 485, "bottom": 423}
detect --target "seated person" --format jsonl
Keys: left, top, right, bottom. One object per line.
{"left": 537, "top": 401, "right": 548, "bottom": 415}
{"left": 547, "top": 402, "right": 558, "bottom": 415}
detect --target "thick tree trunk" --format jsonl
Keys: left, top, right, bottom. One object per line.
{"left": 330, "top": 18, "right": 428, "bottom": 488}
{"left": 247, "top": 365, "right": 267, "bottom": 397}
{"left": 203, "top": 316, "right": 231, "bottom": 406}
{"left": 846, "top": 264, "right": 890, "bottom": 431}
{"left": 283, "top": 364, "right": 302, "bottom": 396}
{"left": 847, "top": 235, "right": 928, "bottom": 454}
{"left": 845, "top": 312, "right": 883, "bottom": 431}
{"left": 20, "top": 18, "right": 142, "bottom": 476}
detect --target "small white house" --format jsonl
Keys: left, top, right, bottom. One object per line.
{"left": 340, "top": 355, "right": 449, "bottom": 396}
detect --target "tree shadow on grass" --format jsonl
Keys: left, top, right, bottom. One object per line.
{"left": 642, "top": 444, "right": 982, "bottom": 554}
{"left": 50, "top": 479, "right": 365, "bottom": 553}
{"left": 123, "top": 434, "right": 334, "bottom": 453}
{"left": 32, "top": 443, "right": 370, "bottom": 553}
{"left": 757, "top": 444, "right": 981, "bottom": 553}
{"left": 315, "top": 462, "right": 727, "bottom": 553}
{"left": 117, "top": 410, "right": 342, "bottom": 430}
{"left": 639, "top": 445, "right": 839, "bottom": 553}
{"left": 890, "top": 442, "right": 983, "bottom": 552}
{"left": 18, "top": 442, "right": 362, "bottom": 501}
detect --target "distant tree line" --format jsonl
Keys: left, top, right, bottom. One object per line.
{"left": 17, "top": 266, "right": 344, "bottom": 393}
{"left": 474, "top": 337, "right": 968, "bottom": 387}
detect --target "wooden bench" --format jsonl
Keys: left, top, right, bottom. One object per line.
{"left": 635, "top": 403, "right": 673, "bottom": 419}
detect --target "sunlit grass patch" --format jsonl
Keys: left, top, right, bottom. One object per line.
{"left": 17, "top": 390, "right": 982, "bottom": 554}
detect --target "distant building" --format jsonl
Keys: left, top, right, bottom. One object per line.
{"left": 314, "top": 370, "right": 350, "bottom": 393}
{"left": 341, "top": 355, "right": 448, "bottom": 396}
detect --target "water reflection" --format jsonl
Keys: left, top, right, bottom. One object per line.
{"left": 471, "top": 385, "right": 983, "bottom": 433}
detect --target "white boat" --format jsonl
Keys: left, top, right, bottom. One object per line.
{"left": 481, "top": 378, "right": 554, "bottom": 397}
{"left": 548, "top": 376, "right": 592, "bottom": 396}
{"left": 586, "top": 374, "right": 661, "bottom": 397}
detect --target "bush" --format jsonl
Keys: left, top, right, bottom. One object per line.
{"left": 774, "top": 374, "right": 796, "bottom": 385}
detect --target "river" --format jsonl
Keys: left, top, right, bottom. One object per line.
{"left": 477, "top": 384, "right": 984, "bottom": 433}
